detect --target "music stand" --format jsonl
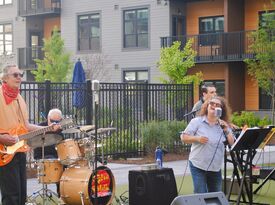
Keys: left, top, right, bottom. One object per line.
{"left": 228, "top": 127, "right": 271, "bottom": 205}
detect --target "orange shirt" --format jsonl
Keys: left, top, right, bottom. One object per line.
{"left": 0, "top": 86, "right": 29, "bottom": 132}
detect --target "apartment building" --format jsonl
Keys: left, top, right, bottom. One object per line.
{"left": 161, "top": 0, "right": 274, "bottom": 112}
{"left": 0, "top": 0, "right": 274, "bottom": 112}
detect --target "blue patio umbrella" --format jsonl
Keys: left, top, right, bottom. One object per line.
{"left": 72, "top": 59, "right": 86, "bottom": 108}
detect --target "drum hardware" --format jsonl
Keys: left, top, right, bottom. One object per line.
{"left": 79, "top": 191, "right": 85, "bottom": 205}
{"left": 27, "top": 134, "right": 61, "bottom": 205}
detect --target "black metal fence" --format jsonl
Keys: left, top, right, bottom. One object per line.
{"left": 20, "top": 80, "right": 193, "bottom": 158}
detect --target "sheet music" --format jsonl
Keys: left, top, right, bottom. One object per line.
{"left": 230, "top": 127, "right": 261, "bottom": 151}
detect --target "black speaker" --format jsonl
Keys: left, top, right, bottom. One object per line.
{"left": 171, "top": 192, "right": 229, "bottom": 205}
{"left": 129, "top": 168, "right": 178, "bottom": 205}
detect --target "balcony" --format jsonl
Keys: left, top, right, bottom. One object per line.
{"left": 160, "top": 30, "right": 256, "bottom": 63}
{"left": 18, "top": 0, "right": 61, "bottom": 17}
{"left": 18, "top": 46, "right": 44, "bottom": 69}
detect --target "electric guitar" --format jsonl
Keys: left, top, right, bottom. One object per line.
{"left": 0, "top": 118, "right": 74, "bottom": 167}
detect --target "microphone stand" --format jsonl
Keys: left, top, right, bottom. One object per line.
{"left": 93, "top": 83, "right": 100, "bottom": 205}
{"left": 217, "top": 120, "right": 230, "bottom": 195}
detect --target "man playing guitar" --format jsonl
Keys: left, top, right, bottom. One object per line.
{"left": 0, "top": 65, "right": 59, "bottom": 205}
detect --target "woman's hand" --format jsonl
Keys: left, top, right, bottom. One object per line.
{"left": 198, "top": 136, "right": 208, "bottom": 144}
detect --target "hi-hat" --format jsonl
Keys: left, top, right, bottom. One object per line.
{"left": 88, "top": 127, "right": 116, "bottom": 135}
{"left": 27, "top": 134, "right": 62, "bottom": 148}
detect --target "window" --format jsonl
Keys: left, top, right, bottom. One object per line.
{"left": 259, "top": 88, "right": 271, "bottom": 110}
{"left": 123, "top": 8, "right": 149, "bottom": 48}
{"left": 0, "top": 0, "right": 12, "bottom": 6}
{"left": 0, "top": 23, "right": 12, "bottom": 55}
{"left": 199, "top": 16, "right": 224, "bottom": 46}
{"left": 123, "top": 70, "right": 148, "bottom": 83}
{"left": 78, "top": 13, "right": 100, "bottom": 51}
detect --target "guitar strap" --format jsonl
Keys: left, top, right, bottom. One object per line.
{"left": 16, "top": 99, "right": 28, "bottom": 134}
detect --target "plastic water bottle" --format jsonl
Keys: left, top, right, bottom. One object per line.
{"left": 155, "top": 146, "right": 163, "bottom": 169}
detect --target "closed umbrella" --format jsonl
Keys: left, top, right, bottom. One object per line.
{"left": 72, "top": 59, "right": 86, "bottom": 108}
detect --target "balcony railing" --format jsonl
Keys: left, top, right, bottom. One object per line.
{"left": 18, "top": 0, "right": 61, "bottom": 17}
{"left": 18, "top": 46, "right": 44, "bottom": 69}
{"left": 161, "top": 30, "right": 256, "bottom": 63}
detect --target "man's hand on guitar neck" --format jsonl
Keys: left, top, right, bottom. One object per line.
{"left": 0, "top": 134, "right": 19, "bottom": 146}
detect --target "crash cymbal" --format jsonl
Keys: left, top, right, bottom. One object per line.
{"left": 62, "top": 127, "right": 81, "bottom": 134}
{"left": 79, "top": 125, "right": 95, "bottom": 132}
{"left": 62, "top": 125, "right": 95, "bottom": 134}
{"left": 27, "top": 134, "right": 63, "bottom": 148}
{"left": 88, "top": 127, "right": 116, "bottom": 135}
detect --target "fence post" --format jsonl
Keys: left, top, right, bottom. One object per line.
{"left": 45, "top": 80, "right": 51, "bottom": 115}
{"left": 86, "top": 80, "right": 93, "bottom": 125}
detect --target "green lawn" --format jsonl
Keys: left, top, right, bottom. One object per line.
{"left": 113, "top": 175, "right": 275, "bottom": 205}
{"left": 1, "top": 174, "right": 274, "bottom": 205}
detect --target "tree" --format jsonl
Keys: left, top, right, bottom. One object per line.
{"left": 0, "top": 52, "right": 16, "bottom": 74}
{"left": 79, "top": 53, "right": 111, "bottom": 81}
{"left": 244, "top": 7, "right": 275, "bottom": 123}
{"left": 157, "top": 39, "right": 202, "bottom": 85}
{"left": 32, "top": 27, "right": 72, "bottom": 82}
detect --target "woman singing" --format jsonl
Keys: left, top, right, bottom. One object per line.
{"left": 181, "top": 96, "right": 235, "bottom": 193}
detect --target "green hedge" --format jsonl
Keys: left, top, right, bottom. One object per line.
{"left": 139, "top": 120, "right": 187, "bottom": 154}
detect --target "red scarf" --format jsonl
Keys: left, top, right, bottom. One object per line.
{"left": 1, "top": 83, "right": 19, "bottom": 104}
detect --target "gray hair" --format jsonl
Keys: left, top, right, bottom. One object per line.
{"left": 48, "top": 108, "right": 63, "bottom": 118}
{"left": 1, "top": 64, "right": 19, "bottom": 82}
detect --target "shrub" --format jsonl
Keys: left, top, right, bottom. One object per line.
{"left": 139, "top": 120, "right": 187, "bottom": 154}
{"left": 231, "top": 111, "right": 271, "bottom": 128}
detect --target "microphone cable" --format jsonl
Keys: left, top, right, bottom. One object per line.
{"left": 177, "top": 159, "right": 189, "bottom": 194}
{"left": 206, "top": 131, "right": 224, "bottom": 172}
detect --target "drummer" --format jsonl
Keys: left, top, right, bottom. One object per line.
{"left": 33, "top": 108, "right": 63, "bottom": 196}
{"left": 33, "top": 108, "right": 63, "bottom": 159}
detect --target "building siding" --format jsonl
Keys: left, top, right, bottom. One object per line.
{"left": 61, "top": 0, "right": 170, "bottom": 83}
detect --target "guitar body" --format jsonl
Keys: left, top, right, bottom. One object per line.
{"left": 0, "top": 118, "right": 73, "bottom": 167}
{"left": 0, "top": 125, "right": 29, "bottom": 167}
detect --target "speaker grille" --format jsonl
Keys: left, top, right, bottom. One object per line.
{"left": 129, "top": 168, "right": 178, "bottom": 205}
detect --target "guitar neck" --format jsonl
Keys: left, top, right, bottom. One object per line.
{"left": 19, "top": 126, "right": 53, "bottom": 141}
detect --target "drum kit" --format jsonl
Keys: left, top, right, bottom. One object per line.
{"left": 26, "top": 124, "right": 117, "bottom": 205}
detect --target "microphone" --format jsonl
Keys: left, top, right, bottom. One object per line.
{"left": 92, "top": 80, "right": 100, "bottom": 104}
{"left": 92, "top": 80, "right": 100, "bottom": 92}
{"left": 214, "top": 107, "right": 222, "bottom": 118}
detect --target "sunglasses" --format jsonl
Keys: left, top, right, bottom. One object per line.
{"left": 9, "top": 72, "right": 24, "bottom": 78}
{"left": 209, "top": 101, "right": 222, "bottom": 108}
{"left": 50, "top": 119, "right": 62, "bottom": 124}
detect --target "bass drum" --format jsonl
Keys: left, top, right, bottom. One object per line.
{"left": 60, "top": 166, "right": 115, "bottom": 205}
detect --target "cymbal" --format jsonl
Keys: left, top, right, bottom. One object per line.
{"left": 88, "top": 127, "right": 116, "bottom": 135}
{"left": 62, "top": 127, "right": 80, "bottom": 134}
{"left": 62, "top": 125, "right": 95, "bottom": 134}
{"left": 79, "top": 125, "right": 95, "bottom": 132}
{"left": 27, "top": 134, "right": 63, "bottom": 148}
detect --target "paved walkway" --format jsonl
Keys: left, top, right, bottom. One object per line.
{"left": 26, "top": 146, "right": 275, "bottom": 196}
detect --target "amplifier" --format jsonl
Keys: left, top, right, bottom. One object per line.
{"left": 129, "top": 168, "right": 178, "bottom": 205}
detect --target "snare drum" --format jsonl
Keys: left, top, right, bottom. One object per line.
{"left": 56, "top": 139, "right": 82, "bottom": 165}
{"left": 60, "top": 166, "right": 115, "bottom": 205}
{"left": 37, "top": 159, "right": 63, "bottom": 184}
